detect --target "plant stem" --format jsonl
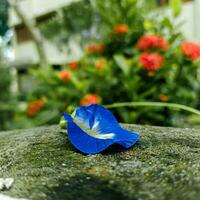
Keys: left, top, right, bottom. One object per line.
{"left": 104, "top": 102, "right": 200, "bottom": 116}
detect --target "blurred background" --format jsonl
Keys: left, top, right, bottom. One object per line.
{"left": 0, "top": 0, "right": 200, "bottom": 130}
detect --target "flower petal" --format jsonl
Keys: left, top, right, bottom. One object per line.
{"left": 63, "top": 104, "right": 139, "bottom": 154}
{"left": 64, "top": 113, "right": 114, "bottom": 154}
{"left": 74, "top": 104, "right": 120, "bottom": 133}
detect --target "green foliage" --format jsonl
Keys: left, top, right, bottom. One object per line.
{"left": 0, "top": 43, "right": 14, "bottom": 130}
{"left": 169, "top": 0, "right": 182, "bottom": 17}
{"left": 39, "top": 0, "right": 94, "bottom": 47}
{"left": 14, "top": 0, "right": 200, "bottom": 129}
{"left": 39, "top": 0, "right": 155, "bottom": 47}
{"left": 0, "top": 0, "right": 9, "bottom": 36}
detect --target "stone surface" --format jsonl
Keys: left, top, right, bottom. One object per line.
{"left": 0, "top": 178, "right": 14, "bottom": 191}
{"left": 0, "top": 194, "right": 27, "bottom": 200}
{"left": 0, "top": 124, "right": 200, "bottom": 200}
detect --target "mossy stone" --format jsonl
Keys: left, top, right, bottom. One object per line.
{"left": 0, "top": 124, "right": 200, "bottom": 200}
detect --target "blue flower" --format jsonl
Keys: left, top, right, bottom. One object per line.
{"left": 63, "top": 104, "right": 139, "bottom": 154}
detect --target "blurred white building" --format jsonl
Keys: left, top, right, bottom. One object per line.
{"left": 8, "top": 0, "right": 82, "bottom": 68}
{"left": 8, "top": 0, "right": 84, "bottom": 92}
{"left": 8, "top": 0, "right": 200, "bottom": 92}
{"left": 158, "top": 0, "right": 200, "bottom": 42}
{"left": 8, "top": 0, "right": 200, "bottom": 68}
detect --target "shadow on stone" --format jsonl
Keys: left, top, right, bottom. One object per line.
{"left": 71, "top": 144, "right": 138, "bottom": 155}
{"left": 101, "top": 144, "right": 128, "bottom": 155}
{"left": 49, "top": 174, "right": 133, "bottom": 200}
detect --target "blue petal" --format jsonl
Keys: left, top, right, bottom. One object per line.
{"left": 63, "top": 104, "right": 139, "bottom": 154}
{"left": 74, "top": 104, "right": 120, "bottom": 134}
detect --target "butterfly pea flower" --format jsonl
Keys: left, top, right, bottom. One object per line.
{"left": 63, "top": 104, "right": 139, "bottom": 154}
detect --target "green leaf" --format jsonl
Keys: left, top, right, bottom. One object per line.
{"left": 169, "top": 0, "right": 182, "bottom": 17}
{"left": 113, "top": 54, "right": 130, "bottom": 75}
{"left": 187, "top": 115, "right": 200, "bottom": 128}
{"left": 33, "top": 109, "right": 60, "bottom": 126}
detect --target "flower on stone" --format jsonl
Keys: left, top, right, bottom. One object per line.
{"left": 59, "top": 70, "right": 71, "bottom": 82}
{"left": 63, "top": 104, "right": 139, "bottom": 154}
{"left": 137, "top": 34, "right": 168, "bottom": 50}
{"left": 113, "top": 24, "right": 129, "bottom": 34}
{"left": 80, "top": 94, "right": 101, "bottom": 106}
{"left": 139, "top": 52, "right": 164, "bottom": 70}
{"left": 181, "top": 41, "right": 200, "bottom": 61}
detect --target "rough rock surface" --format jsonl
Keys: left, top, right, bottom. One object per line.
{"left": 0, "top": 124, "right": 200, "bottom": 200}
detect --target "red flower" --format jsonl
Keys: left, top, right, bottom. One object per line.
{"left": 146, "top": 71, "right": 155, "bottom": 77}
{"left": 139, "top": 53, "right": 164, "bottom": 70}
{"left": 159, "top": 95, "right": 169, "bottom": 102}
{"left": 59, "top": 70, "right": 70, "bottom": 82}
{"left": 181, "top": 41, "right": 200, "bottom": 61}
{"left": 137, "top": 34, "right": 168, "bottom": 50}
{"left": 80, "top": 94, "right": 101, "bottom": 106}
{"left": 87, "top": 43, "right": 105, "bottom": 53}
{"left": 95, "top": 59, "right": 107, "bottom": 70}
{"left": 69, "top": 61, "right": 78, "bottom": 70}
{"left": 26, "top": 98, "right": 46, "bottom": 117}
{"left": 113, "top": 24, "right": 129, "bottom": 34}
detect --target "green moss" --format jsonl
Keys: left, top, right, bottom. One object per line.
{"left": 0, "top": 124, "right": 200, "bottom": 200}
